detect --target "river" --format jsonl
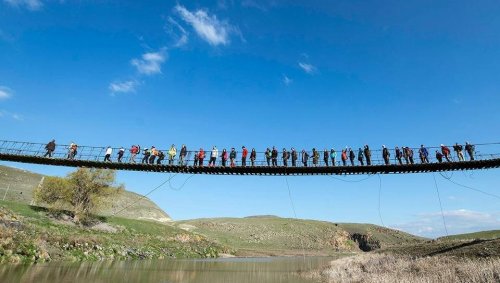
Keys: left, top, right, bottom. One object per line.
{"left": 0, "top": 256, "right": 335, "bottom": 283}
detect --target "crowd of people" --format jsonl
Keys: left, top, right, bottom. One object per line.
{"left": 42, "top": 140, "right": 477, "bottom": 168}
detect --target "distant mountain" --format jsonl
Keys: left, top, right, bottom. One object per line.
{"left": 0, "top": 165, "right": 171, "bottom": 222}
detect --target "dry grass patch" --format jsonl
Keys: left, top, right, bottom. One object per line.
{"left": 303, "top": 253, "right": 500, "bottom": 283}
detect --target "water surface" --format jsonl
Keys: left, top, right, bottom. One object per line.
{"left": 1, "top": 256, "right": 334, "bottom": 283}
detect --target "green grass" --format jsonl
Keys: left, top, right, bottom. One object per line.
{"left": 439, "top": 230, "right": 500, "bottom": 241}
{"left": 0, "top": 200, "right": 227, "bottom": 264}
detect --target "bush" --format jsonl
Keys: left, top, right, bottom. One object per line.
{"left": 34, "top": 168, "right": 123, "bottom": 223}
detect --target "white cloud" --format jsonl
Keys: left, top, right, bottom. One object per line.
{"left": 131, "top": 49, "right": 167, "bottom": 75}
{"left": 298, "top": 62, "right": 316, "bottom": 74}
{"left": 109, "top": 80, "right": 139, "bottom": 94}
{"left": 0, "top": 110, "right": 23, "bottom": 121}
{"left": 167, "top": 17, "right": 189, "bottom": 48}
{"left": 175, "top": 4, "right": 237, "bottom": 46}
{"left": 0, "top": 86, "right": 12, "bottom": 100}
{"left": 4, "top": 0, "right": 43, "bottom": 10}
{"left": 393, "top": 209, "right": 500, "bottom": 238}
{"left": 282, "top": 75, "right": 292, "bottom": 86}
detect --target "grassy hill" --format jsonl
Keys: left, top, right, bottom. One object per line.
{"left": 0, "top": 165, "right": 170, "bottom": 222}
{"left": 177, "top": 217, "right": 424, "bottom": 256}
{"left": 0, "top": 200, "right": 226, "bottom": 263}
{"left": 439, "top": 230, "right": 500, "bottom": 241}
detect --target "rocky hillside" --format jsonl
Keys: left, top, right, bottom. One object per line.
{"left": 177, "top": 217, "right": 424, "bottom": 256}
{"left": 0, "top": 165, "right": 170, "bottom": 222}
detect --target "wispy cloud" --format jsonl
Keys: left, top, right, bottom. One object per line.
{"left": 0, "top": 110, "right": 23, "bottom": 121}
{"left": 166, "top": 17, "right": 188, "bottom": 48}
{"left": 4, "top": 0, "right": 43, "bottom": 10}
{"left": 298, "top": 62, "right": 316, "bottom": 74}
{"left": 131, "top": 49, "right": 167, "bottom": 75}
{"left": 0, "top": 86, "right": 12, "bottom": 100}
{"left": 393, "top": 209, "right": 500, "bottom": 238}
{"left": 282, "top": 75, "right": 292, "bottom": 86}
{"left": 175, "top": 4, "right": 238, "bottom": 46}
{"left": 109, "top": 80, "right": 139, "bottom": 95}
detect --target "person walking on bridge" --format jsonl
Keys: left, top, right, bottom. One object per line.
{"left": 194, "top": 151, "right": 199, "bottom": 166}
{"left": 129, "top": 145, "right": 139, "bottom": 163}
{"left": 323, "top": 149, "right": 329, "bottom": 166}
{"left": 250, "top": 148, "right": 256, "bottom": 166}
{"left": 453, "top": 143, "right": 465, "bottom": 161}
{"left": 209, "top": 146, "right": 218, "bottom": 167}
{"left": 157, "top": 150, "right": 165, "bottom": 164}
{"left": 348, "top": 148, "right": 355, "bottom": 166}
{"left": 406, "top": 146, "right": 415, "bottom": 164}
{"left": 282, "top": 148, "right": 289, "bottom": 167}
{"left": 221, "top": 148, "right": 228, "bottom": 167}
{"left": 67, "top": 142, "right": 77, "bottom": 160}
{"left": 117, "top": 147, "right": 125, "bottom": 162}
{"left": 168, "top": 144, "right": 177, "bottom": 165}
{"left": 435, "top": 150, "right": 444, "bottom": 163}
{"left": 364, "top": 145, "right": 371, "bottom": 165}
{"left": 104, "top": 146, "right": 112, "bottom": 162}
{"left": 44, "top": 139, "right": 56, "bottom": 158}
{"left": 395, "top": 147, "right": 403, "bottom": 165}
{"left": 179, "top": 145, "right": 187, "bottom": 166}
{"left": 312, "top": 148, "right": 319, "bottom": 167}
{"left": 330, "top": 149, "right": 337, "bottom": 166}
{"left": 441, "top": 144, "right": 451, "bottom": 162}
{"left": 382, "top": 145, "right": 390, "bottom": 165}
{"left": 149, "top": 146, "right": 158, "bottom": 164}
{"left": 265, "top": 148, "right": 272, "bottom": 166}
{"left": 142, "top": 147, "right": 150, "bottom": 164}
{"left": 341, "top": 149, "right": 347, "bottom": 166}
{"left": 242, "top": 146, "right": 248, "bottom": 167}
{"left": 419, "top": 145, "right": 429, "bottom": 164}
{"left": 301, "top": 149, "right": 309, "bottom": 167}
{"left": 291, "top": 148, "right": 298, "bottom": 167}
{"left": 358, "top": 148, "right": 364, "bottom": 166}
{"left": 271, "top": 147, "right": 278, "bottom": 167}
{"left": 230, "top": 148, "right": 237, "bottom": 167}
{"left": 198, "top": 148, "right": 205, "bottom": 166}
{"left": 465, "top": 142, "right": 475, "bottom": 161}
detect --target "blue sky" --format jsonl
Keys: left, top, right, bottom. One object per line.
{"left": 1, "top": 0, "right": 500, "bottom": 238}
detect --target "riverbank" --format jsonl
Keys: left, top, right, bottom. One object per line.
{"left": 302, "top": 253, "right": 500, "bottom": 283}
{"left": 0, "top": 201, "right": 228, "bottom": 264}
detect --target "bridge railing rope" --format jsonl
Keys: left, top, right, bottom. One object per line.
{"left": 1, "top": 139, "right": 500, "bottom": 169}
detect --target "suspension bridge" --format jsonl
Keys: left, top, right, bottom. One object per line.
{"left": 1, "top": 140, "right": 500, "bottom": 175}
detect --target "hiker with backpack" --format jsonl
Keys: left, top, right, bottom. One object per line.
{"left": 301, "top": 149, "right": 309, "bottom": 167}
{"left": 382, "top": 145, "right": 390, "bottom": 165}
{"left": 330, "top": 149, "right": 337, "bottom": 166}
{"left": 395, "top": 147, "right": 403, "bottom": 165}
{"left": 441, "top": 144, "right": 451, "bottom": 162}
{"left": 453, "top": 143, "right": 465, "bottom": 161}
{"left": 221, "top": 148, "right": 228, "bottom": 167}
{"left": 282, "top": 148, "right": 289, "bottom": 167}
{"left": 341, "top": 149, "right": 348, "bottom": 166}
{"left": 291, "top": 148, "right": 298, "bottom": 167}
{"left": 358, "top": 148, "right": 364, "bottom": 166}
{"left": 198, "top": 148, "right": 205, "bottom": 166}
{"left": 129, "top": 145, "right": 140, "bottom": 163}
{"left": 349, "top": 148, "right": 355, "bottom": 166}
{"left": 312, "top": 148, "right": 319, "bottom": 166}
{"left": 436, "top": 150, "right": 443, "bottom": 163}
{"left": 250, "top": 148, "right": 257, "bottom": 166}
{"left": 168, "top": 144, "right": 177, "bottom": 165}
{"left": 230, "top": 148, "right": 237, "bottom": 167}
{"left": 44, "top": 139, "right": 56, "bottom": 158}
{"left": 149, "top": 146, "right": 158, "bottom": 164}
{"left": 157, "top": 150, "right": 165, "bottom": 164}
{"left": 271, "top": 147, "right": 278, "bottom": 167}
{"left": 364, "top": 145, "right": 371, "bottom": 165}
{"left": 179, "top": 145, "right": 187, "bottom": 166}
{"left": 104, "top": 146, "right": 112, "bottom": 162}
{"left": 419, "top": 145, "right": 429, "bottom": 164}
{"left": 465, "top": 142, "right": 475, "bottom": 161}
{"left": 323, "top": 149, "right": 329, "bottom": 166}
{"left": 265, "top": 148, "right": 272, "bottom": 166}
{"left": 117, "top": 147, "right": 125, "bottom": 162}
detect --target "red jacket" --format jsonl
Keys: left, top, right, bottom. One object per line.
{"left": 242, "top": 148, "right": 248, "bottom": 158}
{"left": 198, "top": 150, "right": 205, "bottom": 159}
{"left": 442, "top": 146, "right": 450, "bottom": 155}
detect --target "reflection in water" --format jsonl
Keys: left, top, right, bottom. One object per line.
{"left": 1, "top": 257, "right": 335, "bottom": 283}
